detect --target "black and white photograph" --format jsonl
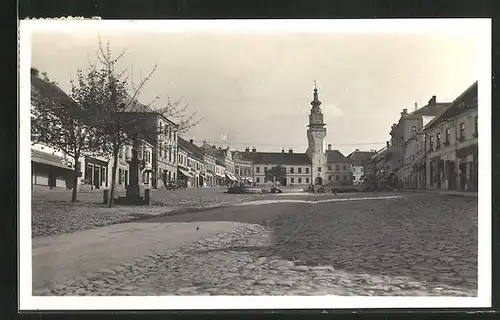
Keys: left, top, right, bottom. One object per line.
{"left": 19, "top": 19, "right": 491, "bottom": 310}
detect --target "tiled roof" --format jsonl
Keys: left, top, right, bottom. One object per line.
{"left": 215, "top": 159, "right": 226, "bottom": 167}
{"left": 347, "top": 150, "right": 375, "bottom": 166}
{"left": 240, "top": 152, "right": 311, "bottom": 165}
{"left": 425, "top": 81, "right": 478, "bottom": 130}
{"left": 178, "top": 137, "right": 204, "bottom": 160}
{"left": 326, "top": 150, "right": 348, "bottom": 163}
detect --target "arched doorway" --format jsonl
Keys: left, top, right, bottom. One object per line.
{"left": 315, "top": 176, "right": 323, "bottom": 185}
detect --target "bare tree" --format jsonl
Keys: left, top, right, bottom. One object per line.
{"left": 31, "top": 69, "right": 105, "bottom": 202}
{"left": 83, "top": 40, "right": 201, "bottom": 207}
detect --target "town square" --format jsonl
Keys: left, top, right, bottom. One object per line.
{"left": 22, "top": 20, "right": 486, "bottom": 303}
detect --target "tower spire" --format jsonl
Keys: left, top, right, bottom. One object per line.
{"left": 311, "top": 81, "right": 321, "bottom": 108}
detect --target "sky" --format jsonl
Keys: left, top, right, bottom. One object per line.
{"left": 29, "top": 21, "right": 481, "bottom": 156}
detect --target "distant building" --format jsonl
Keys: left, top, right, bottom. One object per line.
{"left": 178, "top": 137, "right": 205, "bottom": 187}
{"left": 346, "top": 149, "right": 375, "bottom": 185}
{"left": 324, "top": 147, "right": 353, "bottom": 187}
{"left": 232, "top": 150, "right": 254, "bottom": 183}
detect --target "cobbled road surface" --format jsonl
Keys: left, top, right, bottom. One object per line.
{"left": 144, "top": 192, "right": 478, "bottom": 291}
{"left": 32, "top": 191, "right": 477, "bottom": 297}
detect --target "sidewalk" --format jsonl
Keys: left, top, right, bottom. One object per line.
{"left": 398, "top": 189, "right": 478, "bottom": 198}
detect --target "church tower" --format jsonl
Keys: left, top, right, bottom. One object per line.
{"left": 306, "top": 83, "right": 327, "bottom": 185}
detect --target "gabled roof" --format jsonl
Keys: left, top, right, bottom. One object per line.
{"left": 347, "top": 150, "right": 375, "bottom": 166}
{"left": 425, "top": 81, "right": 478, "bottom": 131}
{"left": 409, "top": 102, "right": 451, "bottom": 117}
{"left": 241, "top": 151, "right": 311, "bottom": 165}
{"left": 178, "top": 137, "right": 204, "bottom": 160}
{"left": 326, "top": 150, "right": 349, "bottom": 163}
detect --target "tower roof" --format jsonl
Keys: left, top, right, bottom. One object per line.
{"left": 310, "top": 81, "right": 322, "bottom": 109}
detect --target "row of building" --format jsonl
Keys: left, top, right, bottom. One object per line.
{"left": 31, "top": 69, "right": 378, "bottom": 191}
{"left": 366, "top": 81, "right": 478, "bottom": 192}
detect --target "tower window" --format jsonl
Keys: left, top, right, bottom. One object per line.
{"left": 318, "top": 167, "right": 322, "bottom": 172}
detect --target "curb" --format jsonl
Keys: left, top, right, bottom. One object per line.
{"left": 396, "top": 190, "right": 478, "bottom": 198}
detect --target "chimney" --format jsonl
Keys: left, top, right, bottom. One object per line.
{"left": 401, "top": 108, "right": 408, "bottom": 117}
{"left": 282, "top": 148, "right": 285, "bottom": 153}
{"left": 30, "top": 67, "right": 39, "bottom": 77}
{"left": 245, "top": 147, "right": 250, "bottom": 153}
{"left": 328, "top": 144, "right": 332, "bottom": 151}
{"left": 252, "top": 147, "right": 256, "bottom": 153}
{"left": 189, "top": 139, "right": 194, "bottom": 144}
{"left": 386, "top": 141, "right": 390, "bottom": 148}
{"left": 288, "top": 148, "right": 293, "bottom": 154}
{"left": 355, "top": 148, "right": 359, "bottom": 152}
{"left": 428, "top": 95, "right": 437, "bottom": 105}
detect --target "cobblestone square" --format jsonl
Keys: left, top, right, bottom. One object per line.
{"left": 32, "top": 192, "right": 478, "bottom": 297}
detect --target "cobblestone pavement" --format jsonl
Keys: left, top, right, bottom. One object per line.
{"left": 31, "top": 187, "right": 258, "bottom": 237}
{"left": 145, "top": 192, "right": 478, "bottom": 291}
{"left": 34, "top": 223, "right": 476, "bottom": 297}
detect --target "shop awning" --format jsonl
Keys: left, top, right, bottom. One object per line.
{"left": 178, "top": 168, "right": 194, "bottom": 178}
{"left": 31, "top": 149, "right": 73, "bottom": 170}
{"left": 225, "top": 172, "right": 238, "bottom": 181}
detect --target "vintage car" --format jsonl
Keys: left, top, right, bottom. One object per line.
{"left": 227, "top": 183, "right": 263, "bottom": 194}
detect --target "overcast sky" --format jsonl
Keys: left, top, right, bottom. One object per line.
{"left": 30, "top": 22, "right": 480, "bottom": 155}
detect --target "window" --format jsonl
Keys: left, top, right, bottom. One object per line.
{"left": 290, "top": 167, "right": 294, "bottom": 174}
{"left": 336, "top": 164, "right": 340, "bottom": 171}
{"left": 159, "top": 144, "right": 163, "bottom": 158}
{"left": 353, "top": 176, "right": 356, "bottom": 181}
{"left": 290, "top": 178, "right": 295, "bottom": 184}
{"left": 411, "top": 126, "right": 416, "bottom": 137}
{"left": 119, "top": 168, "right": 122, "bottom": 184}
{"left": 328, "top": 165, "right": 332, "bottom": 171}
{"left": 343, "top": 175, "right": 347, "bottom": 181}
{"left": 445, "top": 128, "right": 451, "bottom": 144}
{"left": 298, "top": 167, "right": 302, "bottom": 174}
{"left": 361, "top": 167, "right": 364, "bottom": 173}
{"left": 305, "top": 168, "right": 309, "bottom": 174}
{"left": 256, "top": 167, "right": 260, "bottom": 173}
{"left": 460, "top": 122, "right": 465, "bottom": 141}
{"left": 343, "top": 165, "right": 347, "bottom": 171}
{"left": 159, "top": 122, "right": 163, "bottom": 135}
{"left": 305, "top": 178, "right": 309, "bottom": 184}
{"left": 256, "top": 177, "right": 260, "bottom": 183}
{"left": 298, "top": 178, "right": 302, "bottom": 183}
{"left": 101, "top": 167, "right": 106, "bottom": 184}
{"left": 436, "top": 132, "right": 441, "bottom": 148}
{"left": 335, "top": 175, "right": 339, "bottom": 181}
{"left": 429, "top": 136, "right": 434, "bottom": 150}
{"left": 328, "top": 175, "right": 332, "bottom": 181}
{"left": 318, "top": 167, "right": 322, "bottom": 172}
{"left": 475, "top": 116, "right": 478, "bottom": 136}
{"left": 264, "top": 167, "right": 268, "bottom": 173}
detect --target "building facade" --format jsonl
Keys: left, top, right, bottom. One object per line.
{"left": 347, "top": 149, "right": 375, "bottom": 185}
{"left": 388, "top": 96, "right": 451, "bottom": 188}
{"left": 424, "top": 82, "right": 478, "bottom": 192}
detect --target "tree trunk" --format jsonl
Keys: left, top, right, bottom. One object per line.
{"left": 109, "top": 147, "right": 119, "bottom": 208}
{"left": 71, "top": 153, "right": 80, "bottom": 202}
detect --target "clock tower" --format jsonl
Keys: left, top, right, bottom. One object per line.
{"left": 306, "top": 83, "right": 327, "bottom": 185}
